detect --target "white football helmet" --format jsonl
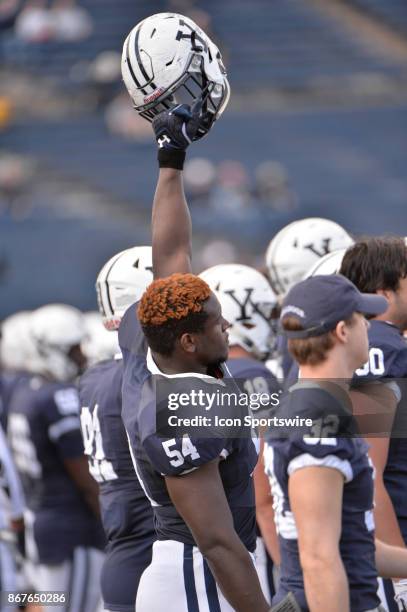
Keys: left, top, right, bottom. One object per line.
{"left": 200, "top": 264, "right": 278, "bottom": 360}
{"left": 96, "top": 246, "right": 153, "bottom": 331}
{"left": 82, "top": 312, "right": 120, "bottom": 366}
{"left": 121, "top": 12, "right": 230, "bottom": 138}
{"left": 265, "top": 217, "right": 354, "bottom": 295}
{"left": 305, "top": 248, "right": 348, "bottom": 278}
{"left": 29, "top": 304, "right": 86, "bottom": 382}
{"left": 0, "top": 311, "right": 38, "bottom": 372}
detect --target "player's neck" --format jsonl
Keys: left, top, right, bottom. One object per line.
{"left": 374, "top": 312, "right": 402, "bottom": 330}
{"left": 151, "top": 351, "right": 207, "bottom": 376}
{"left": 299, "top": 352, "right": 354, "bottom": 381}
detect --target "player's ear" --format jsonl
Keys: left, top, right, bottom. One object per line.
{"left": 334, "top": 320, "right": 348, "bottom": 343}
{"left": 179, "top": 332, "right": 197, "bottom": 354}
{"left": 376, "top": 287, "right": 394, "bottom": 304}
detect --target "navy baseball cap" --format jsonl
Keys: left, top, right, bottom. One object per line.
{"left": 280, "top": 274, "right": 388, "bottom": 339}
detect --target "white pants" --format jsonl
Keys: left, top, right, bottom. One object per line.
{"left": 136, "top": 540, "right": 254, "bottom": 612}
{"left": 27, "top": 547, "right": 104, "bottom": 612}
{"left": 377, "top": 578, "right": 398, "bottom": 612}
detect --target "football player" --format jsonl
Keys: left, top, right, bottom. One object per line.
{"left": 265, "top": 274, "right": 407, "bottom": 611}
{"left": 265, "top": 219, "right": 354, "bottom": 381}
{"left": 265, "top": 218, "right": 354, "bottom": 297}
{"left": 283, "top": 247, "right": 349, "bottom": 388}
{"left": 0, "top": 311, "right": 35, "bottom": 608}
{"left": 79, "top": 246, "right": 155, "bottom": 612}
{"left": 7, "top": 304, "right": 105, "bottom": 612}
{"left": 119, "top": 13, "right": 270, "bottom": 610}
{"left": 200, "top": 263, "right": 281, "bottom": 601}
{"left": 0, "top": 311, "right": 38, "bottom": 430}
{"left": 341, "top": 237, "right": 407, "bottom": 611}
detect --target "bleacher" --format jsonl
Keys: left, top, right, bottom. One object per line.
{"left": 205, "top": 0, "right": 405, "bottom": 90}
{"left": 343, "top": 0, "right": 407, "bottom": 37}
{"left": 2, "top": 0, "right": 405, "bottom": 88}
{"left": 1, "top": 0, "right": 407, "bottom": 314}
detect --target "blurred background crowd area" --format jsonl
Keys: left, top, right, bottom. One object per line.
{"left": 0, "top": 0, "right": 406, "bottom": 318}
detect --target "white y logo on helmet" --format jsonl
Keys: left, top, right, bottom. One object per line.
{"left": 225, "top": 288, "right": 270, "bottom": 322}
{"left": 302, "top": 238, "right": 332, "bottom": 257}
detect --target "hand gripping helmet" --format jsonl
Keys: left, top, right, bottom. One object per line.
{"left": 200, "top": 264, "right": 278, "bottom": 360}
{"left": 265, "top": 217, "right": 354, "bottom": 296}
{"left": 121, "top": 12, "right": 230, "bottom": 138}
{"left": 96, "top": 246, "right": 153, "bottom": 331}
{"left": 29, "top": 304, "right": 86, "bottom": 382}
{"left": 305, "top": 248, "right": 348, "bottom": 278}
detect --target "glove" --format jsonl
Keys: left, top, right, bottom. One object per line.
{"left": 152, "top": 98, "right": 203, "bottom": 170}
{"left": 394, "top": 579, "right": 407, "bottom": 611}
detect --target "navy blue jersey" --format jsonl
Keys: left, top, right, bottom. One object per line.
{"left": 0, "top": 371, "right": 31, "bottom": 430}
{"left": 7, "top": 375, "right": 105, "bottom": 563}
{"left": 119, "top": 304, "right": 258, "bottom": 553}
{"left": 79, "top": 357, "right": 154, "bottom": 543}
{"left": 354, "top": 320, "right": 407, "bottom": 535}
{"left": 265, "top": 382, "right": 379, "bottom": 612}
{"left": 226, "top": 357, "right": 280, "bottom": 416}
{"left": 79, "top": 357, "right": 155, "bottom": 612}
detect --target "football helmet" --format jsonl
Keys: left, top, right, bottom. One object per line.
{"left": 29, "top": 304, "right": 86, "bottom": 382}
{"left": 82, "top": 312, "right": 120, "bottom": 366}
{"left": 96, "top": 246, "right": 153, "bottom": 331}
{"left": 305, "top": 248, "right": 348, "bottom": 278}
{"left": 200, "top": 264, "right": 278, "bottom": 360}
{"left": 265, "top": 218, "right": 354, "bottom": 295}
{"left": 0, "top": 311, "right": 38, "bottom": 372}
{"left": 121, "top": 12, "right": 230, "bottom": 138}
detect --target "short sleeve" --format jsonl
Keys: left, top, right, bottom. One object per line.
{"left": 43, "top": 386, "right": 84, "bottom": 459}
{"left": 143, "top": 433, "right": 228, "bottom": 476}
{"left": 265, "top": 386, "right": 368, "bottom": 483}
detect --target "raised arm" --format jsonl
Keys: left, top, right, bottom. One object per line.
{"left": 151, "top": 168, "right": 192, "bottom": 278}
{"left": 151, "top": 102, "right": 203, "bottom": 279}
{"left": 165, "top": 459, "right": 270, "bottom": 612}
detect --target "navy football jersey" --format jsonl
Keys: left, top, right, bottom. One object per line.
{"left": 7, "top": 375, "right": 105, "bottom": 563}
{"left": 354, "top": 320, "right": 407, "bottom": 538}
{"left": 226, "top": 357, "right": 281, "bottom": 416}
{"left": 0, "top": 371, "right": 31, "bottom": 430}
{"left": 79, "top": 357, "right": 155, "bottom": 612}
{"left": 79, "top": 357, "right": 154, "bottom": 543}
{"left": 265, "top": 381, "right": 379, "bottom": 612}
{"left": 119, "top": 304, "right": 258, "bottom": 552}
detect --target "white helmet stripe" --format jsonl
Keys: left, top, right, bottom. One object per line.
{"left": 125, "top": 33, "right": 148, "bottom": 95}
{"left": 127, "top": 23, "right": 156, "bottom": 93}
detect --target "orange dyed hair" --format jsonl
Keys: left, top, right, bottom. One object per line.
{"left": 138, "top": 273, "right": 211, "bottom": 326}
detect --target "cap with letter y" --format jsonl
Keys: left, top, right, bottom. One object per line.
{"left": 280, "top": 274, "right": 388, "bottom": 339}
